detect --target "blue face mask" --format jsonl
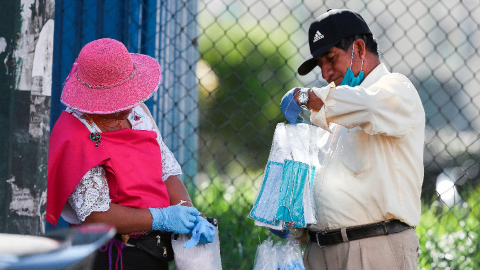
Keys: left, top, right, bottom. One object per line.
{"left": 340, "top": 43, "right": 364, "bottom": 87}
{"left": 341, "top": 68, "right": 364, "bottom": 87}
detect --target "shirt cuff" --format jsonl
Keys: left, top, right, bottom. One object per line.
{"left": 310, "top": 83, "right": 335, "bottom": 133}
{"left": 311, "top": 82, "right": 334, "bottom": 102}
{"left": 310, "top": 107, "right": 332, "bottom": 133}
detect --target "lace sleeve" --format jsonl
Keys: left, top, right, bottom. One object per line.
{"left": 67, "top": 166, "right": 111, "bottom": 222}
{"left": 159, "top": 136, "right": 182, "bottom": 181}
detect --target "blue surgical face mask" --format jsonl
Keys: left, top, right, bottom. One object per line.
{"left": 340, "top": 42, "right": 364, "bottom": 87}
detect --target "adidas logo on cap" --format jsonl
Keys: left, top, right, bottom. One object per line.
{"left": 313, "top": 31, "right": 324, "bottom": 43}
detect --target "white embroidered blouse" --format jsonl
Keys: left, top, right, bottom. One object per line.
{"left": 61, "top": 104, "right": 182, "bottom": 225}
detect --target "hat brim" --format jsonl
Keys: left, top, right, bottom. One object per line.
{"left": 298, "top": 40, "right": 339, "bottom": 76}
{"left": 61, "top": 53, "right": 161, "bottom": 114}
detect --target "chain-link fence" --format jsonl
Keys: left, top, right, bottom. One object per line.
{"left": 194, "top": 1, "right": 480, "bottom": 269}
{"left": 52, "top": 0, "right": 480, "bottom": 269}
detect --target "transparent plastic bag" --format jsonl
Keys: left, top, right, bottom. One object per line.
{"left": 253, "top": 238, "right": 277, "bottom": 270}
{"left": 250, "top": 123, "right": 328, "bottom": 229}
{"left": 172, "top": 226, "right": 222, "bottom": 270}
{"left": 253, "top": 238, "right": 305, "bottom": 270}
{"left": 277, "top": 240, "right": 305, "bottom": 270}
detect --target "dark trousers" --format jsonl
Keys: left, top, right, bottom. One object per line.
{"left": 93, "top": 239, "right": 169, "bottom": 270}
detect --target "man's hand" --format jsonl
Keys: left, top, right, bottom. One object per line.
{"left": 280, "top": 87, "right": 305, "bottom": 124}
{"left": 294, "top": 87, "right": 325, "bottom": 111}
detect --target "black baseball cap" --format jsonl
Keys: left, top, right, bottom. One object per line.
{"left": 298, "top": 9, "right": 372, "bottom": 76}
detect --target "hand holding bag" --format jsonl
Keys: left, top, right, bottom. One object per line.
{"left": 172, "top": 218, "right": 222, "bottom": 270}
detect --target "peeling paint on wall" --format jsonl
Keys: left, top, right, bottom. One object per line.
{"left": 29, "top": 95, "right": 50, "bottom": 138}
{"left": 0, "top": 0, "right": 54, "bottom": 234}
{"left": 11, "top": 0, "right": 54, "bottom": 138}
{"left": 14, "top": 0, "right": 56, "bottom": 92}
{"left": 0, "top": 37, "right": 8, "bottom": 77}
{"left": 0, "top": 37, "right": 6, "bottom": 54}
{"left": 31, "top": 19, "right": 54, "bottom": 97}
{"left": 6, "top": 177, "right": 47, "bottom": 233}
{"left": 14, "top": 0, "right": 37, "bottom": 91}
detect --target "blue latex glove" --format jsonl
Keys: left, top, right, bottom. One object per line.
{"left": 280, "top": 88, "right": 305, "bottom": 124}
{"left": 149, "top": 205, "right": 200, "bottom": 234}
{"left": 184, "top": 216, "right": 216, "bottom": 248}
{"left": 269, "top": 228, "right": 290, "bottom": 239}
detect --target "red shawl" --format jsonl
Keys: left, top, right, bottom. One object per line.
{"left": 47, "top": 111, "right": 170, "bottom": 225}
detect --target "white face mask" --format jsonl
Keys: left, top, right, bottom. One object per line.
{"left": 340, "top": 42, "right": 365, "bottom": 87}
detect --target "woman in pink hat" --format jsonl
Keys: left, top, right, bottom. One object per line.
{"left": 46, "top": 38, "right": 214, "bottom": 269}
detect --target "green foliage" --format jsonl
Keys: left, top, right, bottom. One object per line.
{"left": 417, "top": 184, "right": 480, "bottom": 270}
{"left": 194, "top": 20, "right": 303, "bottom": 268}
{"left": 198, "top": 21, "right": 301, "bottom": 174}
{"left": 187, "top": 176, "right": 480, "bottom": 270}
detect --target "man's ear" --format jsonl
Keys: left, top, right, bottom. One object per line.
{"left": 354, "top": 38, "right": 366, "bottom": 60}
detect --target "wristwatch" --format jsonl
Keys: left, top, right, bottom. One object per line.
{"left": 297, "top": 88, "right": 309, "bottom": 110}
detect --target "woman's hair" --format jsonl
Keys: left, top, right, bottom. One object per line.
{"left": 335, "top": 34, "right": 380, "bottom": 58}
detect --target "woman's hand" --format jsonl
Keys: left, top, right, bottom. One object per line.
{"left": 149, "top": 205, "right": 200, "bottom": 234}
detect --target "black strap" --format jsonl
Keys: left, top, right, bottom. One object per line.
{"left": 308, "top": 220, "right": 412, "bottom": 247}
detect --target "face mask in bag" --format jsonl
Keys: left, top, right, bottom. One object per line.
{"left": 276, "top": 159, "right": 309, "bottom": 228}
{"left": 248, "top": 161, "right": 284, "bottom": 226}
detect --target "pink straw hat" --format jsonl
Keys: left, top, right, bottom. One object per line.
{"left": 61, "top": 38, "right": 161, "bottom": 114}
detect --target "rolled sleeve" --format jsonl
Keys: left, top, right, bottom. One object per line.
{"left": 324, "top": 74, "right": 418, "bottom": 137}
{"left": 310, "top": 83, "right": 335, "bottom": 133}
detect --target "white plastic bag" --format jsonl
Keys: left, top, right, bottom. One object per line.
{"left": 253, "top": 238, "right": 305, "bottom": 270}
{"left": 172, "top": 226, "right": 222, "bottom": 270}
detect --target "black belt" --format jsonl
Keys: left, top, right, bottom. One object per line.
{"left": 308, "top": 220, "right": 413, "bottom": 247}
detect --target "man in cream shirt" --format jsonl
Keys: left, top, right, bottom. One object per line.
{"left": 278, "top": 9, "right": 425, "bottom": 270}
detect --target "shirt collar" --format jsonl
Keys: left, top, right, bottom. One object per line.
{"left": 360, "top": 63, "right": 389, "bottom": 89}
